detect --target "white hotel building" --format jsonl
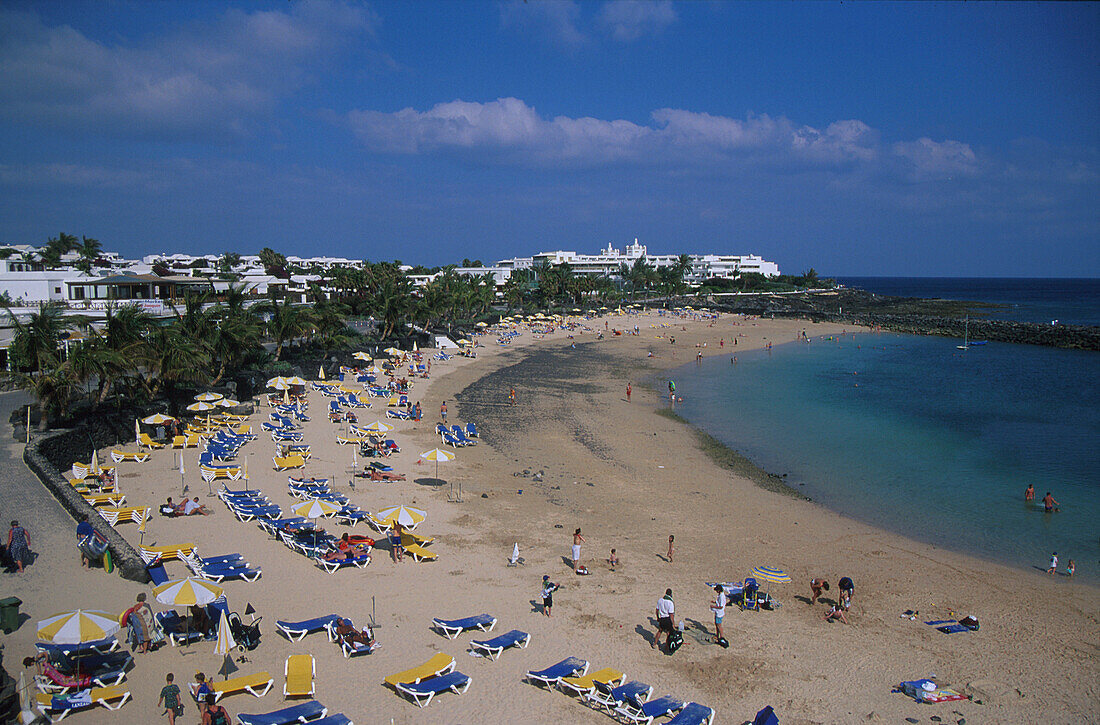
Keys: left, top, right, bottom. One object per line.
{"left": 491, "top": 239, "right": 779, "bottom": 283}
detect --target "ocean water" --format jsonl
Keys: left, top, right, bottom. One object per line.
{"left": 835, "top": 277, "right": 1100, "bottom": 326}
{"left": 669, "top": 332, "right": 1100, "bottom": 580}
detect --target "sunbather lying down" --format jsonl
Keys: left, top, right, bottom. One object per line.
{"left": 368, "top": 469, "right": 406, "bottom": 481}
{"left": 333, "top": 618, "right": 380, "bottom": 652}
{"left": 322, "top": 533, "right": 371, "bottom": 562}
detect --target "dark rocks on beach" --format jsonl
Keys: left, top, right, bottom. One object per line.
{"left": 481, "top": 493, "right": 488, "bottom": 498}
{"left": 702, "top": 289, "right": 1099, "bottom": 350}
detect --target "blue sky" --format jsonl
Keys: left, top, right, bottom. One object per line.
{"left": 0, "top": 1, "right": 1096, "bottom": 276}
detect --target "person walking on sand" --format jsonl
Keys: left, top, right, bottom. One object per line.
{"left": 626, "top": 383, "right": 632, "bottom": 402}
{"left": 572, "top": 528, "right": 586, "bottom": 573}
{"left": 440, "top": 401, "right": 448, "bottom": 422}
{"left": 1024, "top": 483, "right": 1035, "bottom": 501}
{"left": 158, "top": 673, "right": 183, "bottom": 725}
{"left": 810, "top": 578, "right": 830, "bottom": 605}
{"left": 7, "top": 520, "right": 30, "bottom": 573}
{"left": 76, "top": 515, "right": 95, "bottom": 568}
{"left": 667, "top": 535, "right": 674, "bottom": 563}
{"left": 1042, "top": 491, "right": 1059, "bottom": 512}
{"left": 710, "top": 585, "right": 727, "bottom": 643}
{"left": 201, "top": 693, "right": 230, "bottom": 725}
{"left": 509, "top": 387, "right": 516, "bottom": 406}
{"left": 541, "top": 575, "right": 559, "bottom": 617}
{"left": 1047, "top": 551, "right": 1058, "bottom": 575}
{"left": 653, "top": 589, "right": 675, "bottom": 651}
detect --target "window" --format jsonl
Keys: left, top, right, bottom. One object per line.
{"left": 54, "top": 287, "right": 61, "bottom": 294}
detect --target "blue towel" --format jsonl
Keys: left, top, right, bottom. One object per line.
{"left": 936, "top": 624, "right": 971, "bottom": 634}
{"left": 924, "top": 619, "right": 955, "bottom": 626}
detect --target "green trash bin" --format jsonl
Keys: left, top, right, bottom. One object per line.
{"left": 0, "top": 597, "right": 21, "bottom": 633}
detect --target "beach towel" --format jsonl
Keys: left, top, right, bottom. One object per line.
{"left": 936, "top": 624, "right": 971, "bottom": 634}
{"left": 923, "top": 620, "right": 954, "bottom": 626}
{"left": 895, "top": 679, "right": 969, "bottom": 704}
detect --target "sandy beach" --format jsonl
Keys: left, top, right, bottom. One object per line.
{"left": 3, "top": 312, "right": 1098, "bottom": 724}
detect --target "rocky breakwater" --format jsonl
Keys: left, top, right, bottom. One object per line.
{"left": 706, "top": 289, "right": 1100, "bottom": 351}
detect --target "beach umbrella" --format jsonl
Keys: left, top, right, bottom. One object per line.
{"left": 89, "top": 449, "right": 101, "bottom": 478}
{"left": 217, "top": 398, "right": 240, "bottom": 408}
{"left": 317, "top": 364, "right": 326, "bottom": 381}
{"left": 364, "top": 365, "right": 383, "bottom": 376}
{"left": 384, "top": 347, "right": 403, "bottom": 357}
{"left": 293, "top": 499, "right": 339, "bottom": 519}
{"left": 142, "top": 413, "right": 176, "bottom": 425}
{"left": 750, "top": 566, "right": 791, "bottom": 584}
{"left": 419, "top": 448, "right": 455, "bottom": 479}
{"left": 37, "top": 610, "right": 120, "bottom": 644}
{"left": 352, "top": 351, "right": 372, "bottom": 362}
{"left": 475, "top": 321, "right": 488, "bottom": 327}
{"left": 284, "top": 376, "right": 308, "bottom": 387}
{"left": 375, "top": 505, "right": 426, "bottom": 530}
{"left": 153, "top": 577, "right": 224, "bottom": 607}
{"left": 213, "top": 610, "right": 237, "bottom": 656}
{"left": 455, "top": 339, "right": 472, "bottom": 346}
{"left": 266, "top": 376, "right": 290, "bottom": 389}
{"left": 135, "top": 418, "right": 141, "bottom": 445}
{"left": 186, "top": 401, "right": 217, "bottom": 413}
{"left": 360, "top": 421, "right": 394, "bottom": 435}
{"left": 194, "top": 392, "right": 224, "bottom": 402}
{"left": 282, "top": 389, "right": 290, "bottom": 405}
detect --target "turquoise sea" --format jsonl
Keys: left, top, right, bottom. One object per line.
{"left": 669, "top": 330, "right": 1100, "bottom": 581}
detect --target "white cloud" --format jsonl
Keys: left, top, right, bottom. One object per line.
{"left": 596, "top": 1, "right": 677, "bottom": 42}
{"left": 347, "top": 97, "right": 884, "bottom": 170}
{"left": 499, "top": 1, "right": 587, "bottom": 48}
{"left": 891, "top": 138, "right": 979, "bottom": 179}
{"left": 0, "top": 1, "right": 377, "bottom": 139}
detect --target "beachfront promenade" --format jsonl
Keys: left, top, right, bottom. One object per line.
{"left": 2, "top": 313, "right": 1097, "bottom": 724}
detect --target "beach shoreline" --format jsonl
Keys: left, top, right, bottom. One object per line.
{"left": 3, "top": 310, "right": 1097, "bottom": 724}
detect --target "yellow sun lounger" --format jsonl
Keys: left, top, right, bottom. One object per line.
{"left": 384, "top": 653, "right": 456, "bottom": 688}
{"left": 172, "top": 434, "right": 201, "bottom": 448}
{"left": 404, "top": 543, "right": 438, "bottom": 562}
{"left": 559, "top": 667, "right": 625, "bottom": 696}
{"left": 273, "top": 455, "right": 306, "bottom": 471}
{"left": 140, "top": 543, "right": 197, "bottom": 563}
{"left": 71, "top": 479, "right": 118, "bottom": 494}
{"left": 283, "top": 655, "right": 315, "bottom": 698}
{"left": 233, "top": 424, "right": 253, "bottom": 435}
{"left": 70, "top": 463, "right": 118, "bottom": 481}
{"left": 336, "top": 435, "right": 361, "bottom": 446}
{"left": 110, "top": 450, "right": 149, "bottom": 463}
{"left": 192, "top": 671, "right": 274, "bottom": 703}
{"left": 137, "top": 433, "right": 164, "bottom": 450}
{"left": 401, "top": 532, "right": 434, "bottom": 546}
{"left": 200, "top": 465, "right": 243, "bottom": 481}
{"left": 36, "top": 684, "right": 131, "bottom": 722}
{"left": 98, "top": 506, "right": 150, "bottom": 526}
{"left": 82, "top": 492, "right": 126, "bottom": 507}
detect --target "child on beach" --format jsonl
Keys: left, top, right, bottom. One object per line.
{"left": 667, "top": 535, "right": 674, "bottom": 563}
{"left": 1067, "top": 560, "right": 1075, "bottom": 577}
{"left": 608, "top": 549, "right": 618, "bottom": 571}
{"left": 810, "top": 578, "right": 829, "bottom": 605}
{"left": 541, "top": 576, "right": 559, "bottom": 617}
{"left": 158, "top": 673, "right": 183, "bottom": 724}
{"left": 823, "top": 602, "right": 849, "bottom": 624}
{"left": 1047, "top": 552, "right": 1058, "bottom": 575}
{"left": 572, "top": 528, "right": 586, "bottom": 573}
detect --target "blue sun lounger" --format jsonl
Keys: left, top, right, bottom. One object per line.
{"left": 237, "top": 700, "right": 327, "bottom": 725}
{"left": 396, "top": 671, "right": 471, "bottom": 708}
{"left": 275, "top": 614, "right": 340, "bottom": 642}
{"left": 587, "top": 680, "right": 653, "bottom": 714}
{"left": 525, "top": 657, "right": 588, "bottom": 688}
{"left": 309, "top": 716, "right": 353, "bottom": 725}
{"left": 431, "top": 614, "right": 497, "bottom": 640}
{"left": 469, "top": 629, "right": 530, "bottom": 661}
{"left": 664, "top": 702, "right": 716, "bottom": 725}
{"left": 615, "top": 695, "right": 685, "bottom": 725}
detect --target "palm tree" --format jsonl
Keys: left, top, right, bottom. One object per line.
{"left": 11, "top": 355, "right": 77, "bottom": 429}
{"left": 7, "top": 303, "right": 69, "bottom": 373}
{"left": 259, "top": 297, "right": 315, "bottom": 361}
{"left": 374, "top": 276, "right": 413, "bottom": 339}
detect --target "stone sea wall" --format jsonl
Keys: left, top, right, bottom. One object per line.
{"left": 24, "top": 428, "right": 150, "bottom": 583}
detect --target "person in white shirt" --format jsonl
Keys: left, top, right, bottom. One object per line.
{"left": 710, "top": 585, "right": 727, "bottom": 642}
{"left": 653, "top": 588, "right": 675, "bottom": 651}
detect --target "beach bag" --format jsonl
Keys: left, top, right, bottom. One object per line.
{"left": 667, "top": 630, "right": 683, "bottom": 654}
{"left": 959, "top": 615, "right": 979, "bottom": 631}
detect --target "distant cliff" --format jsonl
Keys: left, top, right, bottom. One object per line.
{"left": 704, "top": 289, "right": 1100, "bottom": 351}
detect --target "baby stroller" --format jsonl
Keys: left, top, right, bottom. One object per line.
{"left": 227, "top": 611, "right": 262, "bottom": 651}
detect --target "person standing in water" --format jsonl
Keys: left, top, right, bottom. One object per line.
{"left": 1024, "top": 484, "right": 1034, "bottom": 502}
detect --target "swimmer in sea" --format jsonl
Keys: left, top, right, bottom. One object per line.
{"left": 1042, "top": 492, "right": 1059, "bottom": 512}
{"left": 1024, "top": 484, "right": 1034, "bottom": 502}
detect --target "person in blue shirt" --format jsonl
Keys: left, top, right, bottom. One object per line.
{"left": 76, "top": 515, "right": 95, "bottom": 568}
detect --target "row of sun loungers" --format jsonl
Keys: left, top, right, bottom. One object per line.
{"left": 525, "top": 657, "right": 715, "bottom": 725}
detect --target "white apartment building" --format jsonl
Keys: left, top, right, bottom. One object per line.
{"left": 491, "top": 239, "right": 780, "bottom": 282}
